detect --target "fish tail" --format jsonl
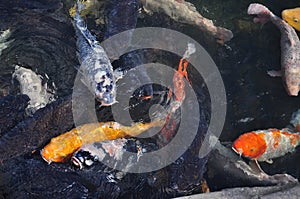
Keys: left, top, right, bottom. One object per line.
{"left": 73, "top": 0, "right": 98, "bottom": 47}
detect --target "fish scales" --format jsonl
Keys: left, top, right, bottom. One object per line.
{"left": 248, "top": 3, "right": 300, "bottom": 96}
{"left": 74, "top": 1, "right": 116, "bottom": 105}
{"left": 255, "top": 129, "right": 300, "bottom": 162}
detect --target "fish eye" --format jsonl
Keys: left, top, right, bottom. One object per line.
{"left": 293, "top": 18, "right": 299, "bottom": 23}
{"left": 250, "top": 148, "right": 255, "bottom": 152}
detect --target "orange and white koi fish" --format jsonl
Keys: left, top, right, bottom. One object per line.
{"left": 167, "top": 43, "right": 195, "bottom": 113}
{"left": 232, "top": 128, "right": 300, "bottom": 165}
{"left": 41, "top": 120, "right": 164, "bottom": 163}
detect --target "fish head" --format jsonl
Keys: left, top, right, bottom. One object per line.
{"left": 232, "top": 132, "right": 267, "bottom": 160}
{"left": 283, "top": 70, "right": 300, "bottom": 96}
{"left": 285, "top": 84, "right": 300, "bottom": 96}
{"left": 282, "top": 8, "right": 300, "bottom": 31}
{"left": 41, "top": 130, "right": 82, "bottom": 163}
{"left": 95, "top": 88, "right": 116, "bottom": 106}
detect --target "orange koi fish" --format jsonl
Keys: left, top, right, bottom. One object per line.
{"left": 232, "top": 128, "right": 300, "bottom": 165}
{"left": 41, "top": 120, "right": 164, "bottom": 163}
{"left": 160, "top": 44, "right": 194, "bottom": 142}
{"left": 167, "top": 43, "right": 194, "bottom": 111}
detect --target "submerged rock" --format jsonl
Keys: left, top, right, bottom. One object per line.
{"left": 177, "top": 184, "right": 300, "bottom": 199}
{"left": 205, "top": 136, "right": 298, "bottom": 191}
{"left": 0, "top": 95, "right": 74, "bottom": 162}
{"left": 0, "top": 94, "right": 29, "bottom": 136}
{"left": 0, "top": 0, "right": 77, "bottom": 97}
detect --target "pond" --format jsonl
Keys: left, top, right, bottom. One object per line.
{"left": 0, "top": 0, "right": 299, "bottom": 198}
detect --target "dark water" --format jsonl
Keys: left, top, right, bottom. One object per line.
{"left": 0, "top": 0, "right": 300, "bottom": 197}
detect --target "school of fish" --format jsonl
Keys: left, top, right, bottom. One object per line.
{"left": 40, "top": 1, "right": 300, "bottom": 177}
{"left": 248, "top": 3, "right": 300, "bottom": 96}
{"left": 69, "top": 44, "right": 194, "bottom": 168}
{"left": 41, "top": 42, "right": 194, "bottom": 166}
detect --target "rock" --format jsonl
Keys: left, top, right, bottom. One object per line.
{"left": 205, "top": 136, "right": 298, "bottom": 191}
{"left": 0, "top": 95, "right": 74, "bottom": 162}
{"left": 176, "top": 184, "right": 300, "bottom": 199}
{"left": 0, "top": 94, "right": 29, "bottom": 136}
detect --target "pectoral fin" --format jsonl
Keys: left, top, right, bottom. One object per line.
{"left": 249, "top": 159, "right": 266, "bottom": 174}
{"left": 267, "top": 70, "right": 282, "bottom": 77}
{"left": 266, "top": 159, "right": 273, "bottom": 164}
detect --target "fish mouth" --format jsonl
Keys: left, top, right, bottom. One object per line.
{"left": 98, "top": 99, "right": 117, "bottom": 106}
{"left": 40, "top": 149, "right": 52, "bottom": 164}
{"left": 286, "top": 89, "right": 299, "bottom": 96}
{"left": 95, "top": 92, "right": 116, "bottom": 106}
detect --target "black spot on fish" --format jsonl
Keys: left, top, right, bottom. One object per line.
{"left": 96, "top": 82, "right": 104, "bottom": 91}
{"left": 106, "top": 72, "right": 112, "bottom": 79}
{"left": 98, "top": 59, "right": 107, "bottom": 65}
{"left": 105, "top": 85, "right": 113, "bottom": 92}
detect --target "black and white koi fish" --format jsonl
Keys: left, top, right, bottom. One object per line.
{"left": 74, "top": 1, "right": 116, "bottom": 106}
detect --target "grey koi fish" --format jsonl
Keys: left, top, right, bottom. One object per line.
{"left": 141, "top": 0, "right": 233, "bottom": 43}
{"left": 0, "top": 29, "right": 13, "bottom": 56}
{"left": 248, "top": 3, "right": 300, "bottom": 96}
{"left": 74, "top": 1, "right": 116, "bottom": 105}
{"left": 12, "top": 65, "right": 55, "bottom": 115}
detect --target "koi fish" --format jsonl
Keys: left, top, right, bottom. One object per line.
{"left": 141, "top": 0, "right": 233, "bottom": 43}
{"left": 290, "top": 108, "right": 300, "bottom": 132}
{"left": 12, "top": 65, "right": 55, "bottom": 115}
{"left": 0, "top": 29, "right": 13, "bottom": 56}
{"left": 248, "top": 3, "right": 300, "bottom": 96}
{"left": 41, "top": 120, "right": 164, "bottom": 163}
{"left": 73, "top": 0, "right": 116, "bottom": 105}
{"left": 232, "top": 128, "right": 300, "bottom": 166}
{"left": 282, "top": 7, "right": 300, "bottom": 31}
{"left": 71, "top": 139, "right": 128, "bottom": 169}
{"left": 167, "top": 43, "right": 195, "bottom": 112}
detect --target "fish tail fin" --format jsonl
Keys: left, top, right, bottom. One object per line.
{"left": 73, "top": 0, "right": 98, "bottom": 47}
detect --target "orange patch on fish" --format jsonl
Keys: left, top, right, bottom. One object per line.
{"left": 232, "top": 132, "right": 267, "bottom": 160}
{"left": 41, "top": 129, "right": 83, "bottom": 163}
{"left": 173, "top": 58, "right": 190, "bottom": 101}
{"left": 295, "top": 124, "right": 300, "bottom": 132}
{"left": 271, "top": 129, "right": 281, "bottom": 149}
